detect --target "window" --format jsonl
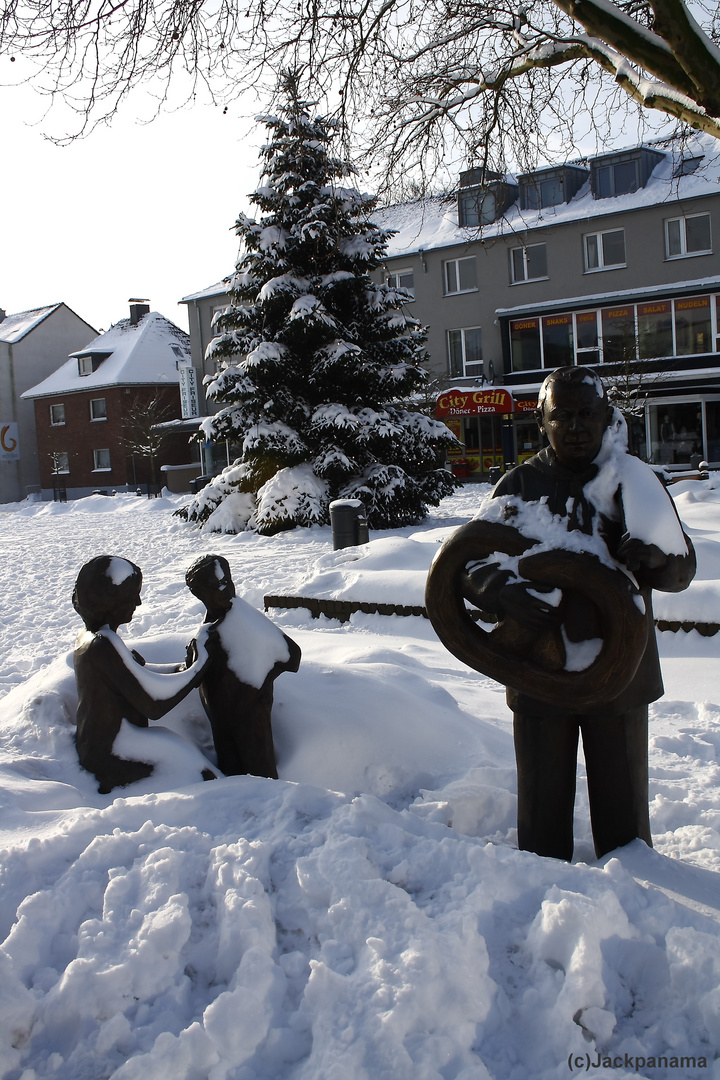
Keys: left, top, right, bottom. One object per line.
{"left": 211, "top": 306, "right": 228, "bottom": 337}
{"left": 76, "top": 352, "right": 111, "bottom": 376}
{"left": 541, "top": 314, "right": 573, "bottom": 368}
{"left": 575, "top": 311, "right": 601, "bottom": 366}
{"left": 510, "top": 319, "right": 542, "bottom": 372}
{"left": 601, "top": 306, "right": 636, "bottom": 365}
{"left": 89, "top": 397, "right": 107, "bottom": 421}
{"left": 93, "top": 448, "right": 111, "bottom": 471}
{"left": 448, "top": 327, "right": 483, "bottom": 377}
{"left": 510, "top": 243, "right": 548, "bottom": 283}
{"left": 637, "top": 301, "right": 673, "bottom": 360}
{"left": 51, "top": 451, "right": 69, "bottom": 474}
{"left": 444, "top": 257, "right": 477, "bottom": 294}
{"left": 523, "top": 176, "right": 564, "bottom": 210}
{"left": 665, "top": 213, "right": 711, "bottom": 258}
{"left": 49, "top": 403, "right": 65, "bottom": 426}
{"left": 649, "top": 403, "right": 702, "bottom": 466}
{"left": 519, "top": 166, "right": 588, "bottom": 210}
{"left": 584, "top": 229, "right": 626, "bottom": 271}
{"left": 386, "top": 268, "right": 415, "bottom": 298}
{"left": 595, "top": 159, "right": 639, "bottom": 198}
{"left": 674, "top": 156, "right": 703, "bottom": 178}
{"left": 675, "top": 296, "right": 712, "bottom": 355}
{"left": 458, "top": 178, "right": 518, "bottom": 226}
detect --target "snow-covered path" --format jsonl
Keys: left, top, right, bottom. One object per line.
{"left": 0, "top": 486, "right": 719, "bottom": 1079}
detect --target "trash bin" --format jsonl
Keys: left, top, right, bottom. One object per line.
{"left": 488, "top": 465, "right": 502, "bottom": 486}
{"left": 189, "top": 475, "right": 212, "bottom": 494}
{"left": 329, "top": 499, "right": 369, "bottom": 550}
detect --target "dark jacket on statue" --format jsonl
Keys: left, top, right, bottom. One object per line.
{"left": 489, "top": 447, "right": 696, "bottom": 717}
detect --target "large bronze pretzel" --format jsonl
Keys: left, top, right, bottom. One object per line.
{"left": 425, "top": 520, "right": 648, "bottom": 710}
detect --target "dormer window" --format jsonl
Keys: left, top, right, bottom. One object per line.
{"left": 590, "top": 147, "right": 664, "bottom": 199}
{"left": 518, "top": 165, "right": 588, "bottom": 210}
{"left": 458, "top": 168, "right": 518, "bottom": 226}
{"left": 76, "top": 352, "right": 111, "bottom": 376}
{"left": 675, "top": 156, "right": 703, "bottom": 177}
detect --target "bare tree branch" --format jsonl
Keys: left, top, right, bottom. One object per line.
{"left": 2, "top": 0, "right": 719, "bottom": 180}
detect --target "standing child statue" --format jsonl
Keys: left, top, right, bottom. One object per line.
{"left": 185, "top": 554, "right": 301, "bottom": 778}
{"left": 73, "top": 555, "right": 213, "bottom": 794}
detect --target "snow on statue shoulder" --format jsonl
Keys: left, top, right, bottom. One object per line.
{"left": 185, "top": 554, "right": 301, "bottom": 778}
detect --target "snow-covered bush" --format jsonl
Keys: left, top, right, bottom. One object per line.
{"left": 178, "top": 76, "right": 457, "bottom": 534}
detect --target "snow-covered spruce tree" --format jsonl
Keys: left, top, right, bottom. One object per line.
{"left": 179, "top": 83, "right": 457, "bottom": 535}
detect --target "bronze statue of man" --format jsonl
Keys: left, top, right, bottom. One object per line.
{"left": 73, "top": 556, "right": 212, "bottom": 794}
{"left": 185, "top": 554, "right": 301, "bottom": 779}
{"left": 434, "top": 366, "right": 696, "bottom": 861}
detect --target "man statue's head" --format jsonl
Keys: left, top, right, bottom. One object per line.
{"left": 185, "top": 554, "right": 236, "bottom": 619}
{"left": 536, "top": 366, "right": 612, "bottom": 471}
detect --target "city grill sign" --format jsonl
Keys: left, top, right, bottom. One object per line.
{"left": 435, "top": 389, "right": 514, "bottom": 417}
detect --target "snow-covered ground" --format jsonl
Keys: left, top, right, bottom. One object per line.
{"left": 1, "top": 482, "right": 719, "bottom": 1080}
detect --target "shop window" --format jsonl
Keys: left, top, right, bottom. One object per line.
{"left": 89, "top": 397, "right": 107, "bottom": 421}
{"left": 649, "top": 403, "right": 702, "bottom": 466}
{"left": 386, "top": 268, "right": 415, "bottom": 297}
{"left": 584, "top": 229, "right": 626, "bottom": 271}
{"left": 510, "top": 318, "right": 541, "bottom": 372}
{"left": 49, "top": 403, "right": 65, "bottom": 426}
{"left": 601, "top": 306, "right": 636, "bottom": 365}
{"left": 674, "top": 296, "right": 712, "bottom": 354}
{"left": 93, "top": 448, "right": 111, "bottom": 471}
{"left": 574, "top": 311, "right": 601, "bottom": 365}
{"left": 542, "top": 313, "right": 573, "bottom": 368}
{"left": 706, "top": 401, "right": 720, "bottom": 462}
{"left": 637, "top": 301, "right": 673, "bottom": 360}
{"left": 444, "top": 257, "right": 477, "bottom": 294}
{"left": 447, "top": 327, "right": 483, "bottom": 377}
{"left": 510, "top": 243, "right": 547, "bottom": 283}
{"left": 665, "top": 213, "right": 711, "bottom": 258}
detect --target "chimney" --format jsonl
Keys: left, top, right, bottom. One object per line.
{"left": 129, "top": 298, "right": 150, "bottom": 325}
{"left": 0, "top": 308, "right": 6, "bottom": 323}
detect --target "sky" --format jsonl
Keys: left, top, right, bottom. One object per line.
{"left": 1, "top": 82, "right": 262, "bottom": 336}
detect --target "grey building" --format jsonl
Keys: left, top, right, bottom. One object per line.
{"left": 179, "top": 282, "right": 236, "bottom": 477}
{"left": 376, "top": 134, "right": 720, "bottom": 478}
{"left": 0, "top": 303, "right": 98, "bottom": 502}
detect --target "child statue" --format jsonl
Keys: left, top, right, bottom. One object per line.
{"left": 73, "top": 555, "right": 213, "bottom": 794}
{"left": 185, "top": 554, "right": 301, "bottom": 778}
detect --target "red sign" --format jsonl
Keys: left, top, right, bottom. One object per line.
{"left": 514, "top": 398, "right": 538, "bottom": 413}
{"left": 435, "top": 388, "right": 514, "bottom": 417}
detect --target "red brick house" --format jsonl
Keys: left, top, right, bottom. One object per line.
{"left": 24, "top": 304, "right": 196, "bottom": 498}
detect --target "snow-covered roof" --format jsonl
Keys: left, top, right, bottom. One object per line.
{"left": 376, "top": 133, "right": 720, "bottom": 259}
{"left": 180, "top": 282, "right": 229, "bottom": 303}
{"left": 0, "top": 304, "right": 62, "bottom": 344}
{"left": 22, "top": 311, "right": 190, "bottom": 399}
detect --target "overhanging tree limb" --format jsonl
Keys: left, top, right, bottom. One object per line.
{"left": 2, "top": 0, "right": 720, "bottom": 168}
